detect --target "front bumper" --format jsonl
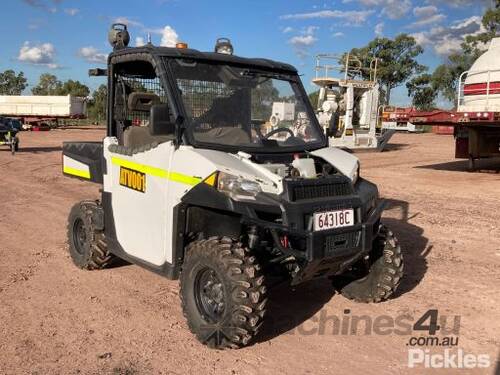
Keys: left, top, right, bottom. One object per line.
{"left": 291, "top": 200, "right": 384, "bottom": 285}
{"left": 238, "top": 179, "right": 383, "bottom": 285}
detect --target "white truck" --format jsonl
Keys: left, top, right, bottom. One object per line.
{"left": 0, "top": 95, "right": 86, "bottom": 129}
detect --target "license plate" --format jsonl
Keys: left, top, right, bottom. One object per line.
{"left": 313, "top": 209, "right": 354, "bottom": 231}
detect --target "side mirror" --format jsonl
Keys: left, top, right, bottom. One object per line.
{"left": 149, "top": 104, "right": 175, "bottom": 136}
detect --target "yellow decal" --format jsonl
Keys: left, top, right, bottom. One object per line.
{"left": 203, "top": 172, "right": 218, "bottom": 187}
{"left": 119, "top": 167, "right": 146, "bottom": 193}
{"left": 111, "top": 157, "right": 202, "bottom": 186}
{"left": 64, "top": 166, "right": 90, "bottom": 179}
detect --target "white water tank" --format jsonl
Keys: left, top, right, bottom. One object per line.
{"left": 460, "top": 37, "right": 500, "bottom": 112}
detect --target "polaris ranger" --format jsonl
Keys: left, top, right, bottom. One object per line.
{"left": 63, "top": 24, "right": 403, "bottom": 349}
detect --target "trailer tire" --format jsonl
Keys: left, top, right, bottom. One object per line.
{"left": 340, "top": 225, "right": 403, "bottom": 303}
{"left": 180, "top": 237, "right": 267, "bottom": 349}
{"left": 67, "top": 201, "right": 114, "bottom": 270}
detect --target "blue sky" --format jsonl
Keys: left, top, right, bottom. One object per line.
{"left": 0, "top": 0, "right": 495, "bottom": 105}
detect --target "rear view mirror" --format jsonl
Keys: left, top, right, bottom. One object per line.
{"left": 149, "top": 104, "right": 175, "bottom": 136}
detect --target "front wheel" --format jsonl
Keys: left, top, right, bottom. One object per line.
{"left": 180, "top": 237, "right": 267, "bottom": 349}
{"left": 339, "top": 225, "right": 404, "bottom": 303}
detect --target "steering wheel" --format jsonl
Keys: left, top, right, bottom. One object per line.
{"left": 264, "top": 127, "right": 294, "bottom": 139}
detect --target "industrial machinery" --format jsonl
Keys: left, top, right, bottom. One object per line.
{"left": 410, "top": 37, "right": 500, "bottom": 170}
{"left": 61, "top": 24, "right": 404, "bottom": 349}
{"left": 312, "top": 54, "right": 395, "bottom": 151}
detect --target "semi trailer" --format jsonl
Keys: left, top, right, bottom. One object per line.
{"left": 0, "top": 95, "right": 86, "bottom": 130}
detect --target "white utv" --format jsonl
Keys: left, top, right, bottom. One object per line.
{"left": 62, "top": 24, "right": 403, "bottom": 349}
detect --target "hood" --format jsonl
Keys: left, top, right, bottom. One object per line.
{"left": 310, "top": 147, "right": 360, "bottom": 181}
{"left": 190, "top": 148, "right": 283, "bottom": 194}
{"left": 187, "top": 146, "right": 359, "bottom": 196}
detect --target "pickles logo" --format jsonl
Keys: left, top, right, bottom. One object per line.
{"left": 119, "top": 167, "right": 146, "bottom": 193}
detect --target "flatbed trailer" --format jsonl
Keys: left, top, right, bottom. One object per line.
{"left": 410, "top": 110, "right": 500, "bottom": 170}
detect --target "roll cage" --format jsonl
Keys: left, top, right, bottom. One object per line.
{"left": 104, "top": 45, "right": 327, "bottom": 153}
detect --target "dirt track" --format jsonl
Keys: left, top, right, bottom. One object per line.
{"left": 0, "top": 129, "right": 499, "bottom": 374}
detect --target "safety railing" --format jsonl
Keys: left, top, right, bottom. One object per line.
{"left": 457, "top": 68, "right": 500, "bottom": 109}
{"left": 314, "top": 54, "right": 378, "bottom": 82}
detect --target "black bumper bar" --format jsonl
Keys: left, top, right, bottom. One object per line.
{"left": 290, "top": 201, "right": 385, "bottom": 285}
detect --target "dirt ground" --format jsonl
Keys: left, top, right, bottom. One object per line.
{"left": 0, "top": 129, "right": 499, "bottom": 375}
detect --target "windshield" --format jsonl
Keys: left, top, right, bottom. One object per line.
{"left": 170, "top": 60, "right": 324, "bottom": 151}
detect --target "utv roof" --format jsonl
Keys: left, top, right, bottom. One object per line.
{"left": 109, "top": 45, "right": 298, "bottom": 74}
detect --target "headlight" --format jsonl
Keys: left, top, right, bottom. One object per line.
{"left": 352, "top": 162, "right": 360, "bottom": 184}
{"left": 217, "top": 172, "right": 262, "bottom": 199}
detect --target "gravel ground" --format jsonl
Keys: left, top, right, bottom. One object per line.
{"left": 0, "top": 129, "right": 498, "bottom": 374}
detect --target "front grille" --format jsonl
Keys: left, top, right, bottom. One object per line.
{"left": 293, "top": 182, "right": 353, "bottom": 201}
{"left": 324, "top": 231, "right": 361, "bottom": 256}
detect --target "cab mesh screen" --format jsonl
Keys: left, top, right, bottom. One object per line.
{"left": 115, "top": 75, "right": 168, "bottom": 126}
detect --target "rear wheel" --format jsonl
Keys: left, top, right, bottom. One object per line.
{"left": 180, "top": 237, "right": 267, "bottom": 349}
{"left": 67, "top": 201, "right": 114, "bottom": 270}
{"left": 339, "top": 225, "right": 403, "bottom": 303}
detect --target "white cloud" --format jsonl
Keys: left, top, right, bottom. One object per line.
{"left": 18, "top": 41, "right": 58, "bottom": 68}
{"left": 64, "top": 8, "right": 79, "bottom": 16}
{"left": 282, "top": 26, "right": 294, "bottom": 33}
{"left": 375, "top": 22, "right": 384, "bottom": 36}
{"left": 22, "top": 0, "right": 58, "bottom": 13}
{"left": 135, "top": 37, "right": 145, "bottom": 47}
{"left": 413, "top": 5, "right": 438, "bottom": 18}
{"left": 381, "top": 0, "right": 412, "bottom": 19}
{"left": 333, "top": 32, "right": 345, "bottom": 37}
{"left": 288, "top": 25, "right": 319, "bottom": 58}
{"left": 77, "top": 46, "right": 108, "bottom": 64}
{"left": 408, "top": 5, "right": 445, "bottom": 28}
{"left": 289, "top": 35, "right": 317, "bottom": 47}
{"left": 411, "top": 16, "right": 485, "bottom": 56}
{"left": 409, "top": 13, "right": 446, "bottom": 28}
{"left": 342, "top": 0, "right": 411, "bottom": 19}
{"left": 304, "top": 26, "right": 319, "bottom": 35}
{"left": 426, "top": 0, "right": 490, "bottom": 7}
{"left": 111, "top": 17, "right": 180, "bottom": 48}
{"left": 113, "top": 17, "right": 143, "bottom": 28}
{"left": 280, "top": 10, "right": 374, "bottom": 25}
{"left": 160, "top": 25, "right": 179, "bottom": 47}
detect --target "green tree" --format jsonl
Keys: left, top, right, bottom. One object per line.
{"left": 464, "top": 0, "right": 500, "bottom": 55}
{"left": 32, "top": 73, "right": 62, "bottom": 95}
{"left": 0, "top": 70, "right": 28, "bottom": 95}
{"left": 430, "top": 2, "right": 500, "bottom": 106}
{"left": 342, "top": 34, "right": 426, "bottom": 105}
{"left": 59, "top": 80, "right": 90, "bottom": 97}
{"left": 406, "top": 74, "right": 437, "bottom": 111}
{"left": 308, "top": 90, "right": 320, "bottom": 109}
{"left": 251, "top": 79, "right": 279, "bottom": 120}
{"left": 87, "top": 84, "right": 107, "bottom": 123}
